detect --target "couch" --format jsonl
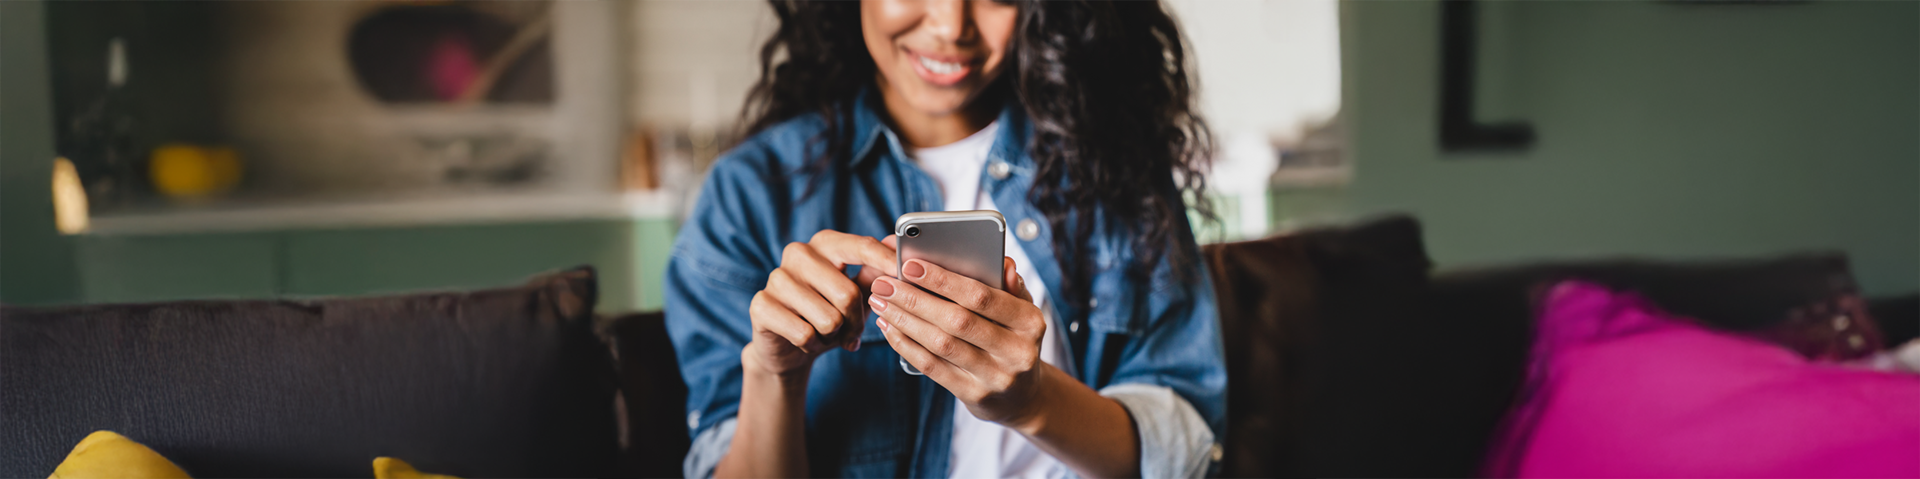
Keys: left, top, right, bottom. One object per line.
{"left": 4, "top": 215, "right": 1911, "bottom": 477}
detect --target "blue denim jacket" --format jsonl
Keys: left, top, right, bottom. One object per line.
{"left": 664, "top": 89, "right": 1227, "bottom": 478}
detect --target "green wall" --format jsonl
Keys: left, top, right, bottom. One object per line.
{"left": 1, "top": 0, "right": 82, "bottom": 305}
{"left": 1342, "top": 0, "right": 1919, "bottom": 295}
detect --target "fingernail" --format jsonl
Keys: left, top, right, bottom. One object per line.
{"left": 872, "top": 279, "right": 895, "bottom": 297}
{"left": 904, "top": 261, "right": 925, "bottom": 279}
{"left": 851, "top": 338, "right": 862, "bottom": 351}
{"left": 868, "top": 296, "right": 887, "bottom": 313}
{"left": 877, "top": 317, "right": 890, "bottom": 332}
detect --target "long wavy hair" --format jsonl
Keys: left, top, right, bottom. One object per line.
{"left": 739, "top": 0, "right": 1213, "bottom": 306}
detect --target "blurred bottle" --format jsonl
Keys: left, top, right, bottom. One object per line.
{"left": 64, "top": 38, "right": 141, "bottom": 207}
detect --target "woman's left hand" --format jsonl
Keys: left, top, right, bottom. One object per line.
{"left": 869, "top": 256, "right": 1050, "bottom": 427}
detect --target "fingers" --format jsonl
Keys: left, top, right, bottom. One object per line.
{"left": 810, "top": 230, "right": 899, "bottom": 278}
{"left": 750, "top": 291, "right": 828, "bottom": 354}
{"left": 854, "top": 236, "right": 899, "bottom": 289}
{"left": 778, "top": 242, "right": 864, "bottom": 333}
{"left": 869, "top": 285, "right": 996, "bottom": 373}
{"left": 898, "top": 259, "right": 1039, "bottom": 336}
{"left": 877, "top": 311, "right": 972, "bottom": 393}
{"left": 765, "top": 267, "right": 856, "bottom": 351}
{"left": 872, "top": 275, "right": 1013, "bottom": 352}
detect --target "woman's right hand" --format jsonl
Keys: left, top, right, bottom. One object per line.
{"left": 746, "top": 230, "right": 899, "bottom": 378}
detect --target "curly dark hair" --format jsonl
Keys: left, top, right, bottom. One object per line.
{"left": 739, "top": 0, "right": 1214, "bottom": 306}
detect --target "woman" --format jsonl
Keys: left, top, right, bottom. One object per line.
{"left": 663, "top": 0, "right": 1225, "bottom": 477}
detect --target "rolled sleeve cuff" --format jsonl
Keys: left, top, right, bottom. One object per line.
{"left": 683, "top": 417, "right": 737, "bottom": 479}
{"left": 1101, "top": 383, "right": 1218, "bottom": 479}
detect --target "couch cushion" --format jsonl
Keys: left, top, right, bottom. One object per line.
{"left": 0, "top": 268, "right": 617, "bottom": 478}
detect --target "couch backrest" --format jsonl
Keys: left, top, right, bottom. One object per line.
{"left": 0, "top": 268, "right": 618, "bottom": 478}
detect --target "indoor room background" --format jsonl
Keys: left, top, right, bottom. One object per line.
{"left": 1, "top": 0, "right": 1913, "bottom": 309}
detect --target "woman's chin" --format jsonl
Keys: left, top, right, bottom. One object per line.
{"left": 904, "top": 82, "right": 998, "bottom": 115}
{"left": 905, "top": 96, "right": 976, "bottom": 118}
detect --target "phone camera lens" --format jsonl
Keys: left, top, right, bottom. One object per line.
{"left": 905, "top": 226, "right": 920, "bottom": 237}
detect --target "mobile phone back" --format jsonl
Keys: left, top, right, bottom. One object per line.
{"left": 895, "top": 211, "right": 1005, "bottom": 290}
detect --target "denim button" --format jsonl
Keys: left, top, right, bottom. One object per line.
{"left": 1089, "top": 298, "right": 1099, "bottom": 308}
{"left": 1016, "top": 219, "right": 1039, "bottom": 241}
{"left": 1069, "top": 321, "right": 1080, "bottom": 333}
{"left": 987, "top": 160, "right": 1011, "bottom": 180}
{"left": 687, "top": 411, "right": 700, "bottom": 430}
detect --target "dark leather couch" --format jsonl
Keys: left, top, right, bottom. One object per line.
{"left": 4, "top": 216, "right": 1911, "bottom": 478}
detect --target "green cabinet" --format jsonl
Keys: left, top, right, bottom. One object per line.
{"left": 76, "top": 233, "right": 279, "bottom": 302}
{"left": 75, "top": 218, "right": 677, "bottom": 312}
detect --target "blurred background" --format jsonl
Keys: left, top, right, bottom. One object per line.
{"left": 0, "top": 0, "right": 1913, "bottom": 311}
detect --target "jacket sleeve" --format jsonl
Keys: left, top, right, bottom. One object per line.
{"left": 1101, "top": 235, "right": 1229, "bottom": 478}
{"left": 1102, "top": 383, "right": 1218, "bottom": 478}
{"left": 662, "top": 149, "right": 784, "bottom": 477}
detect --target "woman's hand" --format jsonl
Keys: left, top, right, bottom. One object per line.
{"left": 869, "top": 256, "right": 1050, "bottom": 426}
{"left": 746, "top": 230, "right": 899, "bottom": 379}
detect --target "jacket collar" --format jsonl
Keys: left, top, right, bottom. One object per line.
{"left": 848, "top": 87, "right": 1032, "bottom": 171}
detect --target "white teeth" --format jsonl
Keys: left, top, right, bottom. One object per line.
{"left": 917, "top": 56, "right": 963, "bottom": 75}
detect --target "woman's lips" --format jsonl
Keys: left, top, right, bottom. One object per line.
{"left": 909, "top": 52, "right": 972, "bottom": 87}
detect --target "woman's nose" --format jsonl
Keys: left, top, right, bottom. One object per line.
{"left": 920, "top": 0, "right": 976, "bottom": 44}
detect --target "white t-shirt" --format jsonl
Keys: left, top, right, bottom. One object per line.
{"left": 907, "top": 121, "right": 1078, "bottom": 479}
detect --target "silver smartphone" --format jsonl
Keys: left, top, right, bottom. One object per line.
{"left": 893, "top": 210, "right": 1006, "bottom": 375}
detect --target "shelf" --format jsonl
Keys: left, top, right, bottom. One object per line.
{"left": 82, "top": 190, "right": 679, "bottom": 236}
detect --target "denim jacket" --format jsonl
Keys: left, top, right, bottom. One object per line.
{"left": 663, "top": 89, "right": 1227, "bottom": 478}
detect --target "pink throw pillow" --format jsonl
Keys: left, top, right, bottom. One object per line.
{"left": 1485, "top": 281, "right": 1920, "bottom": 478}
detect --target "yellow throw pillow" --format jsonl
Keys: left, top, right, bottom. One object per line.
{"left": 48, "top": 430, "right": 190, "bottom": 479}
{"left": 372, "top": 457, "right": 463, "bottom": 479}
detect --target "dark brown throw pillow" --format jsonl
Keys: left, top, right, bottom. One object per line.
{"left": 0, "top": 267, "right": 617, "bottom": 478}
{"left": 1204, "top": 215, "right": 1449, "bottom": 478}
{"left": 596, "top": 311, "right": 691, "bottom": 478}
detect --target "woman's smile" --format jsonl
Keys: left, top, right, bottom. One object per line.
{"left": 908, "top": 50, "right": 975, "bottom": 86}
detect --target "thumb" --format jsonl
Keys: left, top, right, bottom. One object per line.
{"left": 1003, "top": 257, "right": 1032, "bottom": 302}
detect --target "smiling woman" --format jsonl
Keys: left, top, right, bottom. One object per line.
{"left": 667, "top": 1, "right": 1225, "bottom": 478}
{"left": 860, "top": 0, "right": 1017, "bottom": 147}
